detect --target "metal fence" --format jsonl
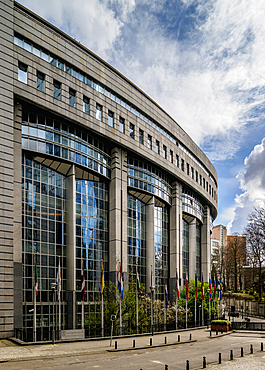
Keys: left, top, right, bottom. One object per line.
{"left": 232, "top": 321, "right": 265, "bottom": 331}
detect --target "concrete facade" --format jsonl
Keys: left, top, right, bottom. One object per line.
{"left": 0, "top": 0, "right": 218, "bottom": 339}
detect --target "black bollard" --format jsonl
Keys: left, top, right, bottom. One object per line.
{"left": 221, "top": 328, "right": 223, "bottom": 334}
{"left": 219, "top": 353, "right": 221, "bottom": 364}
{"left": 190, "top": 333, "right": 192, "bottom": 340}
{"left": 203, "top": 356, "right": 206, "bottom": 368}
{"left": 115, "top": 341, "right": 117, "bottom": 349}
{"left": 210, "top": 331, "right": 212, "bottom": 337}
{"left": 165, "top": 337, "right": 167, "bottom": 344}
{"left": 165, "top": 365, "right": 168, "bottom": 370}
{"left": 150, "top": 338, "right": 152, "bottom": 346}
{"left": 250, "top": 344, "right": 253, "bottom": 354}
{"left": 216, "top": 329, "right": 218, "bottom": 335}
{"left": 186, "top": 360, "right": 189, "bottom": 370}
{"left": 133, "top": 339, "right": 135, "bottom": 348}
{"left": 178, "top": 335, "right": 180, "bottom": 342}
{"left": 230, "top": 350, "right": 233, "bottom": 361}
{"left": 241, "top": 347, "right": 244, "bottom": 357}
{"left": 261, "top": 342, "right": 263, "bottom": 352}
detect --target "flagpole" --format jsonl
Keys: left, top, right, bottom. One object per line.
{"left": 186, "top": 269, "right": 188, "bottom": 329}
{"left": 58, "top": 256, "right": 61, "bottom": 340}
{"left": 164, "top": 279, "right": 166, "bottom": 331}
{"left": 209, "top": 272, "right": 210, "bottom": 325}
{"left": 101, "top": 260, "right": 104, "bottom": 338}
{"left": 136, "top": 263, "right": 138, "bottom": 334}
{"left": 175, "top": 268, "right": 179, "bottom": 330}
{"left": 202, "top": 271, "right": 204, "bottom": 326}
{"left": 119, "top": 262, "right": 122, "bottom": 336}
{"left": 33, "top": 254, "right": 37, "bottom": 342}
{"left": 195, "top": 270, "right": 196, "bottom": 327}
{"left": 150, "top": 264, "right": 154, "bottom": 335}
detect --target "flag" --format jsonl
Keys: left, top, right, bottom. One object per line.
{"left": 175, "top": 268, "right": 180, "bottom": 301}
{"left": 57, "top": 258, "right": 61, "bottom": 301}
{"left": 214, "top": 279, "right": 216, "bottom": 300}
{"left": 136, "top": 265, "right": 141, "bottom": 293}
{"left": 186, "top": 271, "right": 189, "bottom": 301}
{"left": 195, "top": 273, "right": 198, "bottom": 300}
{"left": 165, "top": 279, "right": 168, "bottom": 309}
{"left": 81, "top": 260, "right": 85, "bottom": 301}
{"left": 118, "top": 263, "right": 123, "bottom": 301}
{"left": 209, "top": 276, "right": 212, "bottom": 301}
{"left": 202, "top": 272, "right": 204, "bottom": 301}
{"left": 33, "top": 255, "right": 38, "bottom": 299}
{"left": 100, "top": 260, "right": 105, "bottom": 295}
{"left": 220, "top": 281, "right": 223, "bottom": 300}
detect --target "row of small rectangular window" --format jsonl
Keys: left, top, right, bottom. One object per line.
{"left": 18, "top": 61, "right": 216, "bottom": 200}
{"left": 14, "top": 34, "right": 177, "bottom": 145}
{"left": 16, "top": 33, "right": 217, "bottom": 193}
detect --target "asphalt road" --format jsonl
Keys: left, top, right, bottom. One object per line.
{"left": 1, "top": 331, "right": 265, "bottom": 370}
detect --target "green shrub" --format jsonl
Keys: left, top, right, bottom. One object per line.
{"left": 211, "top": 319, "right": 231, "bottom": 325}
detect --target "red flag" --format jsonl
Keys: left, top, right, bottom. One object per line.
{"left": 175, "top": 268, "right": 180, "bottom": 301}
{"left": 186, "top": 271, "right": 189, "bottom": 301}
{"left": 81, "top": 260, "right": 85, "bottom": 301}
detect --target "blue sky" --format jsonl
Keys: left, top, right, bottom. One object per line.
{"left": 18, "top": 0, "right": 265, "bottom": 234}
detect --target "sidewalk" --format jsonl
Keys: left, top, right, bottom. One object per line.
{"left": 0, "top": 328, "right": 223, "bottom": 362}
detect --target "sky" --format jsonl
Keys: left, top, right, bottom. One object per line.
{"left": 17, "top": 0, "right": 265, "bottom": 234}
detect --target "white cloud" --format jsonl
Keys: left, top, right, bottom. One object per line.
{"left": 18, "top": 0, "right": 122, "bottom": 59}
{"left": 18, "top": 0, "right": 265, "bottom": 161}
{"left": 228, "top": 138, "right": 265, "bottom": 233}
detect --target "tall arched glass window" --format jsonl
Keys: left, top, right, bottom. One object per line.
{"left": 154, "top": 205, "right": 169, "bottom": 301}
{"left": 127, "top": 194, "right": 147, "bottom": 288}
{"left": 182, "top": 219, "right": 189, "bottom": 281}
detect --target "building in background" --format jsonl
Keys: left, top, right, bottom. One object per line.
{"left": 0, "top": 0, "right": 217, "bottom": 340}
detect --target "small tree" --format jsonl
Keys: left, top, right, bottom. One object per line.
{"left": 244, "top": 207, "right": 265, "bottom": 299}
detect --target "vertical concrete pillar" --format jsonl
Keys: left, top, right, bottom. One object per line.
{"left": 201, "top": 205, "right": 211, "bottom": 280}
{"left": 0, "top": 0, "right": 14, "bottom": 339}
{"left": 109, "top": 148, "right": 128, "bottom": 286}
{"left": 189, "top": 218, "right": 196, "bottom": 280}
{"left": 65, "top": 165, "right": 76, "bottom": 329}
{"left": 146, "top": 197, "right": 155, "bottom": 293}
{"left": 169, "top": 182, "right": 182, "bottom": 297}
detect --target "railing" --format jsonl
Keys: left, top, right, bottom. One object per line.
{"left": 232, "top": 322, "right": 265, "bottom": 331}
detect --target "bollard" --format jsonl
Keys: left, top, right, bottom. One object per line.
{"left": 203, "top": 356, "right": 206, "bottom": 368}
{"left": 221, "top": 328, "right": 223, "bottom": 334}
{"left": 190, "top": 333, "right": 192, "bottom": 340}
{"left": 150, "top": 338, "right": 152, "bottom": 346}
{"left": 165, "top": 337, "right": 167, "bottom": 344}
{"left": 178, "top": 335, "right": 180, "bottom": 342}
{"left": 219, "top": 353, "right": 221, "bottom": 364}
{"left": 186, "top": 360, "right": 189, "bottom": 370}
{"left": 210, "top": 331, "right": 212, "bottom": 337}
{"left": 133, "top": 339, "right": 135, "bottom": 348}
{"left": 115, "top": 341, "right": 117, "bottom": 349}
{"left": 241, "top": 347, "right": 244, "bottom": 357}
{"left": 216, "top": 329, "right": 218, "bottom": 335}
{"left": 250, "top": 344, "right": 253, "bottom": 354}
{"left": 230, "top": 350, "right": 233, "bottom": 361}
{"left": 261, "top": 342, "right": 263, "bottom": 352}
{"left": 165, "top": 365, "right": 168, "bottom": 370}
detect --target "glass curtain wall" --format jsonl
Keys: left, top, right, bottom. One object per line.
{"left": 154, "top": 205, "right": 169, "bottom": 301}
{"left": 182, "top": 219, "right": 189, "bottom": 281}
{"left": 127, "top": 194, "right": 147, "bottom": 288}
{"left": 75, "top": 179, "right": 109, "bottom": 327}
{"left": 22, "top": 154, "right": 67, "bottom": 341}
{"left": 196, "top": 223, "right": 201, "bottom": 277}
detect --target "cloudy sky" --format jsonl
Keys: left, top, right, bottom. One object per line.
{"left": 18, "top": 0, "right": 265, "bottom": 234}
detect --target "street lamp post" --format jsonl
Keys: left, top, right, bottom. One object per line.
{"left": 150, "top": 285, "right": 155, "bottom": 335}
{"left": 50, "top": 282, "right": 57, "bottom": 344}
{"left": 228, "top": 291, "right": 231, "bottom": 322}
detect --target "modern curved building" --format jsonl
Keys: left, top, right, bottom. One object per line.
{"left": 0, "top": 0, "right": 217, "bottom": 339}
